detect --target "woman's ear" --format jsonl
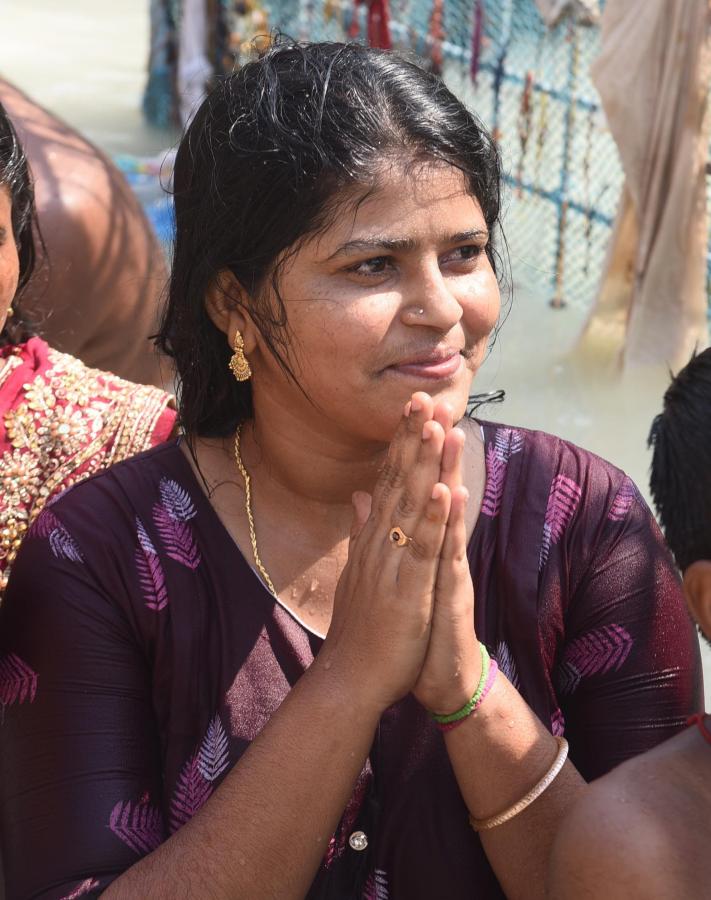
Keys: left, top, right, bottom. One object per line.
{"left": 682, "top": 560, "right": 711, "bottom": 644}
{"left": 204, "top": 270, "right": 259, "bottom": 354}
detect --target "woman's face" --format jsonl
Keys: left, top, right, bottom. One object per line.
{"left": 0, "top": 187, "right": 19, "bottom": 332}
{"left": 250, "top": 162, "right": 501, "bottom": 443}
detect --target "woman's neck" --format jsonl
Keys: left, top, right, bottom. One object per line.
{"left": 242, "top": 402, "right": 389, "bottom": 511}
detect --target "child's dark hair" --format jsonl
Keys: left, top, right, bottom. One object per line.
{"left": 648, "top": 348, "right": 711, "bottom": 572}
{"left": 0, "top": 100, "right": 36, "bottom": 346}
{"left": 157, "top": 38, "right": 505, "bottom": 438}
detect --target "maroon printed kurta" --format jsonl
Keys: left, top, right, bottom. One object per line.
{"left": 0, "top": 422, "right": 702, "bottom": 899}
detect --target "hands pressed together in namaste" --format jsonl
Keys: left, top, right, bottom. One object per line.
{"left": 321, "top": 391, "right": 482, "bottom": 718}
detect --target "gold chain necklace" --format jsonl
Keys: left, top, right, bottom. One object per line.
{"left": 234, "top": 423, "right": 278, "bottom": 597}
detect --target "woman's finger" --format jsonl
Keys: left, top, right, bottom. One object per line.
{"left": 370, "top": 418, "right": 447, "bottom": 579}
{"left": 395, "top": 481, "right": 452, "bottom": 605}
{"left": 374, "top": 395, "right": 433, "bottom": 506}
{"left": 440, "top": 427, "right": 465, "bottom": 493}
{"left": 432, "top": 399, "right": 454, "bottom": 436}
{"left": 435, "top": 484, "right": 471, "bottom": 599}
{"left": 350, "top": 491, "right": 372, "bottom": 543}
{"left": 361, "top": 393, "right": 434, "bottom": 545}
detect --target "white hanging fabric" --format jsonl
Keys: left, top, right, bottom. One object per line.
{"left": 577, "top": 0, "right": 711, "bottom": 370}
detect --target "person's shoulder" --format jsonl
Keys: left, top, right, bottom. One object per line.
{"left": 43, "top": 439, "right": 187, "bottom": 526}
{"left": 474, "top": 418, "right": 633, "bottom": 503}
{"left": 40, "top": 345, "right": 175, "bottom": 451}
{"left": 548, "top": 745, "right": 696, "bottom": 900}
{"left": 44, "top": 344, "right": 171, "bottom": 403}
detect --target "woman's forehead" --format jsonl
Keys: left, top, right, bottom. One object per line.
{"left": 315, "top": 165, "right": 485, "bottom": 251}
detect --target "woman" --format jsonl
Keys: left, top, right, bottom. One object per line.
{"left": 0, "top": 102, "right": 175, "bottom": 593}
{"left": 0, "top": 42, "right": 700, "bottom": 899}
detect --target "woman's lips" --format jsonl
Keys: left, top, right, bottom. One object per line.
{"left": 388, "top": 352, "right": 463, "bottom": 380}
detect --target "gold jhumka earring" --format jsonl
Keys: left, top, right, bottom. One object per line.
{"left": 229, "top": 331, "right": 252, "bottom": 381}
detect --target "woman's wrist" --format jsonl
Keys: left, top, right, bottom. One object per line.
{"left": 306, "top": 649, "right": 391, "bottom": 723}
{"left": 417, "top": 633, "right": 483, "bottom": 716}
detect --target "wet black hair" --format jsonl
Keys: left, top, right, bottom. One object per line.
{"left": 157, "top": 38, "right": 505, "bottom": 438}
{"left": 648, "top": 348, "right": 711, "bottom": 573}
{"left": 0, "top": 100, "right": 36, "bottom": 346}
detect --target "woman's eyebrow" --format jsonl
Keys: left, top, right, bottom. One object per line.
{"left": 328, "top": 228, "right": 489, "bottom": 259}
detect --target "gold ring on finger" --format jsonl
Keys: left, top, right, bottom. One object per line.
{"left": 389, "top": 526, "right": 412, "bottom": 547}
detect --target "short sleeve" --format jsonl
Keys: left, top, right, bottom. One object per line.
{"left": 556, "top": 482, "right": 702, "bottom": 780}
{"left": 0, "top": 506, "right": 164, "bottom": 898}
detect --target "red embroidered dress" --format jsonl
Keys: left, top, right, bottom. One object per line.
{"left": 0, "top": 337, "right": 175, "bottom": 591}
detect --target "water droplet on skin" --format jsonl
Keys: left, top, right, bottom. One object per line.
{"left": 310, "top": 578, "right": 318, "bottom": 593}
{"left": 324, "top": 659, "right": 332, "bottom": 670}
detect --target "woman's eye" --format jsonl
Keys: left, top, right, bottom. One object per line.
{"left": 443, "top": 244, "right": 485, "bottom": 265}
{"left": 348, "top": 256, "right": 391, "bottom": 276}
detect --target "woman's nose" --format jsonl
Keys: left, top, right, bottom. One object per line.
{"left": 400, "top": 268, "right": 463, "bottom": 332}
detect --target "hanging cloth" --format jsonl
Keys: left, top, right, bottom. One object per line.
{"left": 576, "top": 0, "right": 711, "bottom": 370}
{"left": 349, "top": 0, "right": 392, "bottom": 49}
{"left": 427, "top": 0, "right": 444, "bottom": 74}
{"left": 534, "top": 0, "right": 599, "bottom": 27}
{"left": 470, "top": 0, "right": 485, "bottom": 84}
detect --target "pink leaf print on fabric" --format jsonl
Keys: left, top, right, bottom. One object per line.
{"left": 363, "top": 869, "right": 390, "bottom": 900}
{"left": 557, "top": 624, "right": 633, "bottom": 696}
{"left": 197, "top": 714, "right": 229, "bottom": 783}
{"left": 153, "top": 503, "right": 201, "bottom": 570}
{"left": 481, "top": 428, "right": 524, "bottom": 518}
{"left": 136, "top": 517, "right": 156, "bottom": 555}
{"left": 49, "top": 525, "right": 83, "bottom": 563}
{"left": 0, "top": 652, "right": 37, "bottom": 706}
{"left": 551, "top": 708, "right": 565, "bottom": 736}
{"left": 28, "top": 508, "right": 62, "bottom": 539}
{"left": 109, "top": 797, "right": 164, "bottom": 855}
{"left": 60, "top": 878, "right": 100, "bottom": 899}
{"left": 494, "top": 640, "right": 520, "bottom": 689}
{"left": 170, "top": 754, "right": 213, "bottom": 833}
{"left": 494, "top": 427, "right": 524, "bottom": 461}
{"left": 539, "top": 475, "right": 582, "bottom": 570}
{"left": 159, "top": 477, "right": 197, "bottom": 521}
{"left": 135, "top": 519, "right": 168, "bottom": 612}
{"left": 608, "top": 476, "right": 637, "bottom": 522}
{"left": 481, "top": 445, "right": 507, "bottom": 518}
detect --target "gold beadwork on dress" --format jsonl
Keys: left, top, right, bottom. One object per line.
{"left": 0, "top": 347, "right": 172, "bottom": 593}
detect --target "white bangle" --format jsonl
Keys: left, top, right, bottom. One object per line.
{"left": 469, "top": 736, "right": 569, "bottom": 832}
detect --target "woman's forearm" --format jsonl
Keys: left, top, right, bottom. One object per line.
{"left": 444, "top": 674, "right": 586, "bottom": 900}
{"left": 104, "top": 664, "right": 381, "bottom": 899}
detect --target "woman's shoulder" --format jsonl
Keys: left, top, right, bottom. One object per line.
{"left": 473, "top": 417, "right": 634, "bottom": 507}
{"left": 3, "top": 337, "right": 175, "bottom": 461}
{"left": 40, "top": 342, "right": 176, "bottom": 446}
{"left": 0, "top": 340, "right": 176, "bottom": 584}
{"left": 32, "top": 439, "right": 197, "bottom": 546}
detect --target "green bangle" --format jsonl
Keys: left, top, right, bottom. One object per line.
{"left": 430, "top": 642, "right": 490, "bottom": 725}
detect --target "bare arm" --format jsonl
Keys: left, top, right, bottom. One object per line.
{"left": 104, "top": 665, "right": 379, "bottom": 899}
{"left": 547, "top": 775, "right": 683, "bottom": 900}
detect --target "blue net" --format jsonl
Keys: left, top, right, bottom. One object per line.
{"left": 256, "top": 0, "right": 708, "bottom": 311}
